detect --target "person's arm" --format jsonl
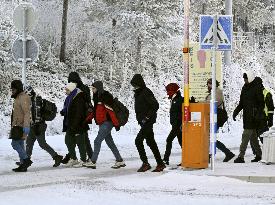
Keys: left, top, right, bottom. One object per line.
{"left": 144, "top": 89, "right": 159, "bottom": 119}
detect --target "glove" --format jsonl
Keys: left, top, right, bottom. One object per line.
{"left": 233, "top": 110, "right": 238, "bottom": 121}
{"left": 60, "top": 109, "right": 65, "bottom": 116}
{"left": 23, "top": 127, "right": 30, "bottom": 135}
{"left": 115, "top": 126, "right": 120, "bottom": 131}
{"left": 268, "top": 113, "right": 273, "bottom": 127}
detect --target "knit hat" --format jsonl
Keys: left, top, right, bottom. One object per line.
{"left": 166, "top": 83, "right": 180, "bottom": 99}
{"left": 66, "top": 83, "right": 77, "bottom": 92}
{"left": 92, "top": 81, "right": 104, "bottom": 94}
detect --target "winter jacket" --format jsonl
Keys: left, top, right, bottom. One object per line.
{"left": 205, "top": 87, "right": 224, "bottom": 108}
{"left": 130, "top": 74, "right": 159, "bottom": 125}
{"left": 233, "top": 79, "right": 265, "bottom": 129}
{"left": 86, "top": 90, "right": 119, "bottom": 127}
{"left": 65, "top": 89, "right": 89, "bottom": 134}
{"left": 11, "top": 92, "right": 31, "bottom": 128}
{"left": 170, "top": 91, "right": 183, "bottom": 127}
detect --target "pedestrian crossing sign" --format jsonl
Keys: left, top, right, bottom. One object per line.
{"left": 200, "top": 15, "right": 233, "bottom": 50}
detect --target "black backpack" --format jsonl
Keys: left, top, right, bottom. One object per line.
{"left": 42, "top": 99, "right": 57, "bottom": 121}
{"left": 112, "top": 98, "right": 129, "bottom": 126}
{"left": 217, "top": 102, "right": 228, "bottom": 128}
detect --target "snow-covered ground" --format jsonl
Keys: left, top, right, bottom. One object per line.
{"left": 1, "top": 125, "right": 275, "bottom": 205}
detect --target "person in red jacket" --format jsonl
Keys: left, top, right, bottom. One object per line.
{"left": 83, "top": 81, "right": 125, "bottom": 169}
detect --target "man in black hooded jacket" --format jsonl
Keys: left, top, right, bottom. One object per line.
{"left": 62, "top": 72, "right": 93, "bottom": 164}
{"left": 130, "top": 74, "right": 166, "bottom": 172}
{"left": 233, "top": 71, "right": 264, "bottom": 163}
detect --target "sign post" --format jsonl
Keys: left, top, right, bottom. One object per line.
{"left": 199, "top": 14, "right": 233, "bottom": 171}
{"left": 12, "top": 3, "right": 38, "bottom": 85}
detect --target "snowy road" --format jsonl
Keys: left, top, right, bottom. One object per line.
{"left": 1, "top": 132, "right": 275, "bottom": 205}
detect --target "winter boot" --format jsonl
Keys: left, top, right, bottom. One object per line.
{"left": 234, "top": 157, "right": 245, "bottom": 163}
{"left": 61, "top": 153, "right": 70, "bottom": 164}
{"left": 251, "top": 155, "right": 262, "bottom": 162}
{"left": 12, "top": 158, "right": 32, "bottom": 172}
{"left": 137, "top": 163, "right": 151, "bottom": 172}
{"left": 15, "top": 161, "right": 22, "bottom": 166}
{"left": 152, "top": 164, "right": 166, "bottom": 172}
{"left": 111, "top": 161, "right": 126, "bottom": 169}
{"left": 223, "top": 152, "right": 235, "bottom": 162}
{"left": 53, "top": 155, "right": 63, "bottom": 167}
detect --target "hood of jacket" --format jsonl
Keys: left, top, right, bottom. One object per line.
{"left": 130, "top": 74, "right": 146, "bottom": 89}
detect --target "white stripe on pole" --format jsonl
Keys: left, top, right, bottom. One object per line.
{"left": 210, "top": 14, "right": 218, "bottom": 171}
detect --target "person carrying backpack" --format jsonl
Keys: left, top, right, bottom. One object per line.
{"left": 24, "top": 86, "right": 63, "bottom": 167}
{"left": 205, "top": 78, "right": 235, "bottom": 162}
{"left": 83, "top": 81, "right": 125, "bottom": 169}
{"left": 62, "top": 72, "right": 94, "bottom": 164}
{"left": 163, "top": 83, "right": 183, "bottom": 166}
{"left": 130, "top": 74, "right": 166, "bottom": 172}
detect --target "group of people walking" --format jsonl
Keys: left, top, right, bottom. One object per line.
{"left": 9, "top": 70, "right": 274, "bottom": 173}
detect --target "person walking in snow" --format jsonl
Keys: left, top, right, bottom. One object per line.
{"left": 233, "top": 71, "right": 264, "bottom": 163}
{"left": 83, "top": 81, "right": 125, "bottom": 169}
{"left": 60, "top": 83, "right": 88, "bottom": 167}
{"left": 10, "top": 80, "right": 33, "bottom": 172}
{"left": 205, "top": 78, "right": 235, "bottom": 162}
{"left": 250, "top": 77, "right": 274, "bottom": 154}
{"left": 163, "top": 83, "right": 183, "bottom": 166}
{"left": 24, "top": 85, "right": 63, "bottom": 167}
{"left": 130, "top": 74, "right": 166, "bottom": 172}
{"left": 61, "top": 72, "right": 94, "bottom": 164}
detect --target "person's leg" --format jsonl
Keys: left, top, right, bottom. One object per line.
{"left": 11, "top": 139, "right": 28, "bottom": 161}
{"left": 144, "top": 124, "right": 163, "bottom": 165}
{"left": 135, "top": 126, "right": 148, "bottom": 164}
{"left": 238, "top": 129, "right": 253, "bottom": 159}
{"left": 250, "top": 129, "right": 262, "bottom": 157}
{"left": 163, "top": 127, "right": 178, "bottom": 162}
{"left": 91, "top": 122, "right": 112, "bottom": 162}
{"left": 216, "top": 140, "right": 232, "bottom": 156}
{"left": 76, "top": 133, "right": 87, "bottom": 162}
{"left": 176, "top": 126, "right": 182, "bottom": 148}
{"left": 26, "top": 127, "right": 37, "bottom": 158}
{"left": 85, "top": 132, "right": 93, "bottom": 159}
{"left": 65, "top": 132, "right": 77, "bottom": 160}
{"left": 36, "top": 124, "right": 58, "bottom": 158}
{"left": 105, "top": 133, "right": 123, "bottom": 162}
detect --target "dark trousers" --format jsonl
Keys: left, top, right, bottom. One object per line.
{"left": 163, "top": 125, "right": 182, "bottom": 161}
{"left": 26, "top": 123, "right": 57, "bottom": 159}
{"left": 216, "top": 140, "right": 232, "bottom": 156}
{"left": 65, "top": 131, "right": 86, "bottom": 162}
{"left": 135, "top": 123, "right": 163, "bottom": 165}
{"left": 239, "top": 129, "right": 262, "bottom": 158}
{"left": 85, "top": 132, "right": 93, "bottom": 159}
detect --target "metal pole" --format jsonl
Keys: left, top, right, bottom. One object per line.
{"left": 183, "top": 0, "right": 190, "bottom": 122}
{"left": 224, "top": 0, "right": 232, "bottom": 67}
{"left": 22, "top": 6, "right": 27, "bottom": 85}
{"left": 210, "top": 15, "right": 218, "bottom": 171}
